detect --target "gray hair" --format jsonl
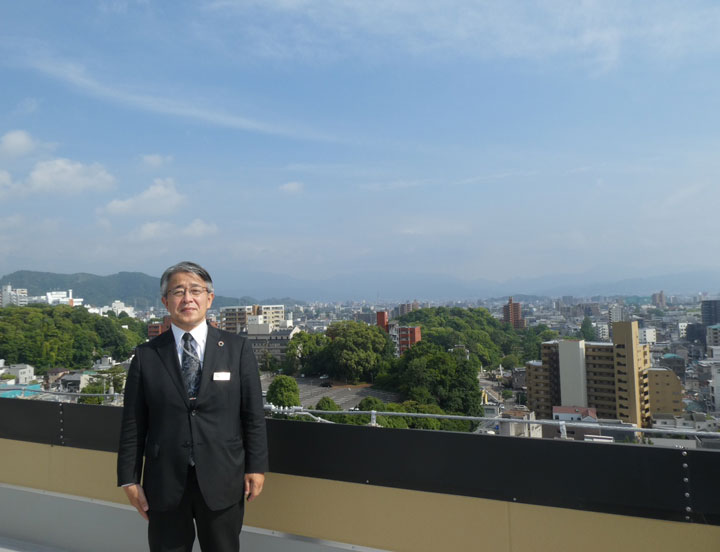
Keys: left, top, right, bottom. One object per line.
{"left": 160, "top": 261, "right": 214, "bottom": 296}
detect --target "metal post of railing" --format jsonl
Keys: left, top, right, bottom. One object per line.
{"left": 370, "top": 410, "right": 377, "bottom": 427}
{"left": 559, "top": 421, "right": 567, "bottom": 439}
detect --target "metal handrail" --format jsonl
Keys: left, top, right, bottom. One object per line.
{"left": 3, "top": 388, "right": 716, "bottom": 439}
{"left": 264, "top": 404, "right": 720, "bottom": 439}
{"left": 0, "top": 387, "right": 118, "bottom": 398}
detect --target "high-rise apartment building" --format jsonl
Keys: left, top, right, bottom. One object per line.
{"left": 376, "top": 311, "right": 389, "bottom": 333}
{"left": 584, "top": 340, "right": 618, "bottom": 420}
{"left": 651, "top": 291, "right": 666, "bottom": 308}
{"left": 390, "top": 301, "right": 420, "bottom": 319}
{"left": 608, "top": 304, "right": 625, "bottom": 324}
{"left": 397, "top": 325, "right": 422, "bottom": 355}
{"left": 706, "top": 324, "right": 720, "bottom": 348}
{"left": 220, "top": 306, "right": 254, "bottom": 333}
{"left": 610, "top": 322, "right": 651, "bottom": 427}
{"left": 527, "top": 347, "right": 560, "bottom": 420}
{"left": 701, "top": 299, "right": 720, "bottom": 326}
{"left": 527, "top": 321, "right": 651, "bottom": 427}
{"left": 220, "top": 304, "right": 285, "bottom": 333}
{"left": 503, "top": 297, "right": 526, "bottom": 329}
{"left": 260, "top": 305, "right": 285, "bottom": 327}
{"left": 647, "top": 368, "right": 683, "bottom": 417}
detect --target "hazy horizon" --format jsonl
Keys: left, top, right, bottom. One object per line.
{"left": 3, "top": 266, "right": 719, "bottom": 303}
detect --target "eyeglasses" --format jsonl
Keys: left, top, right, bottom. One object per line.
{"left": 167, "top": 287, "right": 209, "bottom": 298}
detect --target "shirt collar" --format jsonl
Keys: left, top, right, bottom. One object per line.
{"left": 170, "top": 322, "right": 208, "bottom": 349}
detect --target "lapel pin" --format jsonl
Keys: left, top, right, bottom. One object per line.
{"left": 218, "top": 341, "right": 225, "bottom": 347}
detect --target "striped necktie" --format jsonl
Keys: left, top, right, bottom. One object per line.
{"left": 181, "top": 332, "right": 202, "bottom": 398}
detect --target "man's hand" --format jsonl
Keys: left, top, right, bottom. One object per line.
{"left": 123, "top": 484, "right": 149, "bottom": 520}
{"left": 244, "top": 473, "right": 265, "bottom": 503}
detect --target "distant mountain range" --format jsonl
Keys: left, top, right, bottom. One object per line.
{"left": 2, "top": 268, "right": 719, "bottom": 304}
{"left": 0, "top": 270, "right": 304, "bottom": 309}
{"left": 216, "top": 268, "right": 720, "bottom": 301}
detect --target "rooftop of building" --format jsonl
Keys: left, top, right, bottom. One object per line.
{"left": 553, "top": 406, "right": 598, "bottom": 418}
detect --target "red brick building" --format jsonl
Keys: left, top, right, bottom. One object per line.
{"left": 397, "top": 325, "right": 422, "bottom": 355}
{"left": 147, "top": 315, "right": 172, "bottom": 338}
{"left": 503, "top": 297, "right": 526, "bottom": 329}
{"left": 376, "top": 310, "right": 421, "bottom": 355}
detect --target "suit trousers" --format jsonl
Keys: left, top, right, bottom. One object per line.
{"left": 148, "top": 467, "right": 245, "bottom": 552}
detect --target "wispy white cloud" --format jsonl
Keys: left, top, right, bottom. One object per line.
{"left": 0, "top": 170, "right": 13, "bottom": 194}
{"left": 101, "top": 178, "right": 185, "bottom": 216}
{"left": 456, "top": 170, "right": 539, "bottom": 186}
{"left": 132, "top": 218, "right": 219, "bottom": 241}
{"left": 184, "top": 218, "right": 219, "bottom": 237}
{"left": 394, "top": 219, "right": 472, "bottom": 237}
{"left": 25, "top": 158, "right": 115, "bottom": 194}
{"left": 0, "top": 214, "right": 24, "bottom": 231}
{"left": 141, "top": 153, "right": 174, "bottom": 168}
{"left": 279, "top": 181, "right": 303, "bottom": 193}
{"left": 19, "top": 56, "right": 333, "bottom": 141}
{"left": 0, "top": 130, "right": 36, "bottom": 157}
{"left": 12, "top": 98, "right": 40, "bottom": 115}
{"left": 0, "top": 158, "right": 115, "bottom": 198}
{"left": 202, "top": 1, "right": 720, "bottom": 71}
{"left": 360, "top": 179, "right": 423, "bottom": 192}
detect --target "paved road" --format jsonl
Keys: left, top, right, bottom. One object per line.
{"left": 260, "top": 373, "right": 401, "bottom": 409}
{"left": 477, "top": 374, "right": 503, "bottom": 403}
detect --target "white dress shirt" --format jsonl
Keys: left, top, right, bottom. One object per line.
{"left": 170, "top": 322, "right": 208, "bottom": 367}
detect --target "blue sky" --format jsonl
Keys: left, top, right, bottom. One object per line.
{"left": 2, "top": 1, "right": 720, "bottom": 296}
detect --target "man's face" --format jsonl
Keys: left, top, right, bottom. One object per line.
{"left": 161, "top": 271, "right": 215, "bottom": 331}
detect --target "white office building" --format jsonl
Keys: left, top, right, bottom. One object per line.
{"left": 639, "top": 328, "right": 657, "bottom": 345}
{"left": 1, "top": 285, "right": 28, "bottom": 307}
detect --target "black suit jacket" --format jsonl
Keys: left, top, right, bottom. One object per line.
{"left": 117, "top": 325, "right": 269, "bottom": 511}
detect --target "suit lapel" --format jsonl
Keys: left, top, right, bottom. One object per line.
{"left": 198, "top": 325, "right": 222, "bottom": 401}
{"left": 154, "top": 330, "right": 191, "bottom": 409}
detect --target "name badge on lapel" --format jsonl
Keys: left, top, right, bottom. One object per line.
{"left": 213, "top": 372, "right": 231, "bottom": 381}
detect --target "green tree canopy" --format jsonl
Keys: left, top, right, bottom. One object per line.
{"left": 315, "top": 396, "right": 341, "bottom": 411}
{"left": 266, "top": 375, "right": 300, "bottom": 407}
{"left": 323, "top": 321, "right": 394, "bottom": 383}
{"left": 388, "top": 340, "right": 484, "bottom": 417}
{"left": 579, "top": 317, "right": 597, "bottom": 341}
{"left": 0, "top": 305, "right": 146, "bottom": 374}
{"left": 315, "top": 396, "right": 345, "bottom": 423}
{"left": 397, "top": 307, "right": 558, "bottom": 369}
{"left": 282, "top": 331, "right": 329, "bottom": 376}
{"left": 78, "top": 382, "right": 106, "bottom": 405}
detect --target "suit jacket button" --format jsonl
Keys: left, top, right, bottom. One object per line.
{"left": 191, "top": 410, "right": 197, "bottom": 416}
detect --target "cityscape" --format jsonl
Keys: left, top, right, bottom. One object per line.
{"left": 2, "top": 277, "right": 719, "bottom": 446}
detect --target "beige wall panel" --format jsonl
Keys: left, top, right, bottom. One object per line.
{"left": 508, "top": 501, "right": 720, "bottom": 552}
{"left": 0, "top": 439, "right": 52, "bottom": 490}
{"left": 0, "top": 439, "right": 125, "bottom": 504}
{"left": 247, "top": 473, "right": 510, "bottom": 552}
{"left": 47, "top": 445, "right": 126, "bottom": 503}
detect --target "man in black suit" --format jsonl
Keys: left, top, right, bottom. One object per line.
{"left": 118, "top": 261, "right": 268, "bottom": 552}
